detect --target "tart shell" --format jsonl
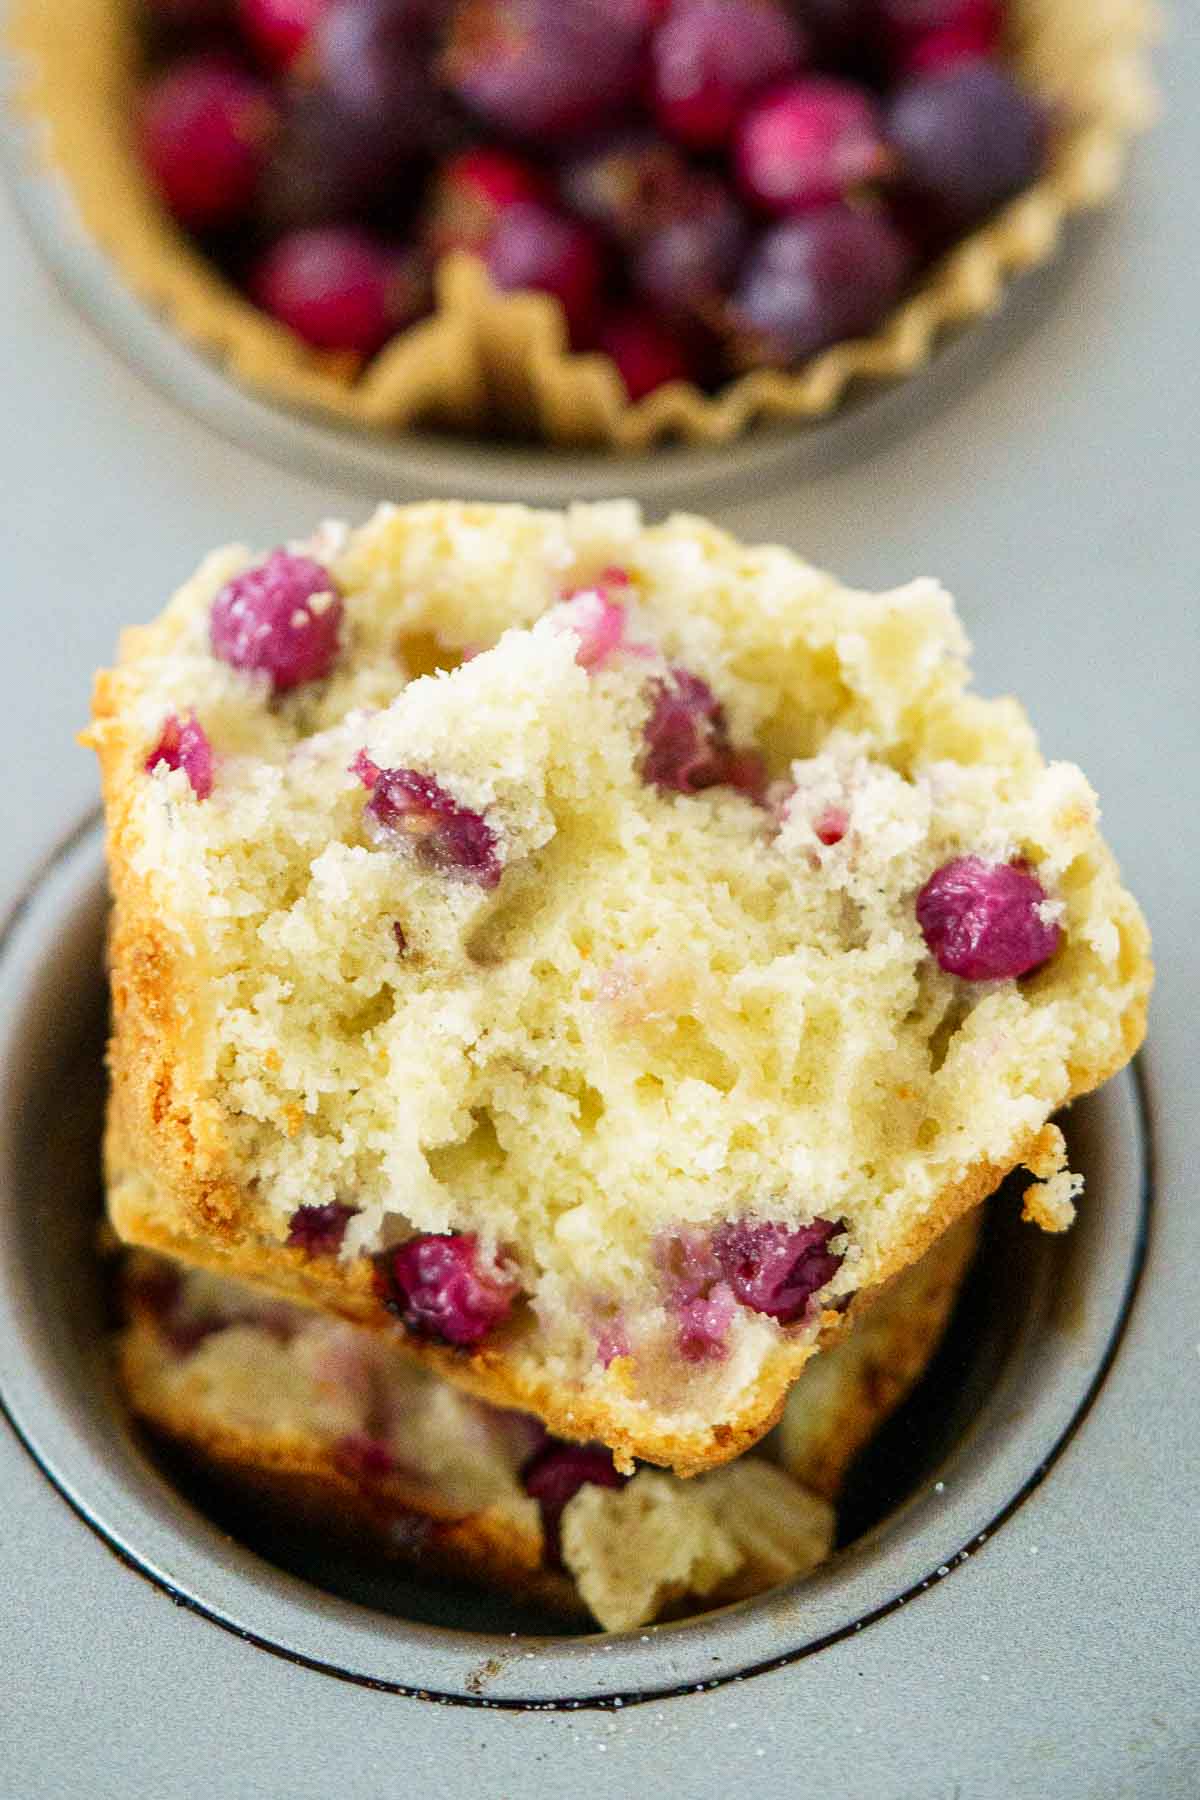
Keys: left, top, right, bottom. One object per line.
{"left": 6, "top": 0, "right": 1158, "bottom": 450}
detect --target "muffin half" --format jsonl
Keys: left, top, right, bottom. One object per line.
{"left": 88, "top": 501, "right": 1151, "bottom": 1473}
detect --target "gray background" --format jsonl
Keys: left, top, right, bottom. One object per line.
{"left": 1, "top": 12, "right": 1197, "bottom": 1796}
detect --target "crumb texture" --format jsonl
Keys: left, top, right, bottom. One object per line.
{"left": 93, "top": 501, "right": 1151, "bottom": 1462}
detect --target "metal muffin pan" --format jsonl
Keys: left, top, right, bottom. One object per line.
{"left": 2, "top": 16, "right": 1199, "bottom": 1795}
{"left": 0, "top": 816, "right": 1152, "bottom": 1707}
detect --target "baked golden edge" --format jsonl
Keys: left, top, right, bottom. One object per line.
{"left": 115, "top": 1217, "right": 979, "bottom": 1621}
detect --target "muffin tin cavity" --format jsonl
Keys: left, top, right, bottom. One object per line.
{"left": 0, "top": 819, "right": 1150, "bottom": 1705}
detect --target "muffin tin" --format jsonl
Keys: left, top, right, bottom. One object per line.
{"left": 3, "top": 13, "right": 1199, "bottom": 1795}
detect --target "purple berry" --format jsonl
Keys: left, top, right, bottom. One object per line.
{"left": 334, "top": 1433, "right": 396, "bottom": 1478}
{"left": 145, "top": 712, "right": 214, "bottom": 799}
{"left": 443, "top": 0, "right": 652, "bottom": 143}
{"left": 633, "top": 183, "right": 749, "bottom": 329}
{"left": 596, "top": 306, "right": 695, "bottom": 400}
{"left": 258, "top": 88, "right": 415, "bottom": 229}
{"left": 250, "top": 227, "right": 408, "bottom": 355}
{"left": 211, "top": 550, "right": 343, "bottom": 691}
{"left": 884, "top": 59, "right": 1045, "bottom": 231}
{"left": 728, "top": 201, "right": 913, "bottom": 366}
{"left": 483, "top": 202, "right": 604, "bottom": 345}
{"left": 286, "top": 1202, "right": 356, "bottom": 1255}
{"left": 651, "top": 0, "right": 806, "bottom": 151}
{"left": 711, "top": 1217, "right": 844, "bottom": 1321}
{"left": 138, "top": 55, "right": 277, "bottom": 229}
{"left": 735, "top": 77, "right": 890, "bottom": 214}
{"left": 353, "top": 753, "right": 503, "bottom": 887}
{"left": 312, "top": 0, "right": 448, "bottom": 139}
{"left": 916, "top": 856, "right": 1062, "bottom": 980}
{"left": 375, "top": 1233, "right": 519, "bottom": 1346}
{"left": 237, "top": 0, "right": 329, "bottom": 68}
{"left": 641, "top": 667, "right": 766, "bottom": 799}
{"left": 523, "top": 1442, "right": 625, "bottom": 1563}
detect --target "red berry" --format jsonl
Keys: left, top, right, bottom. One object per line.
{"left": 375, "top": 1233, "right": 519, "bottom": 1346}
{"left": 423, "top": 148, "right": 545, "bottom": 261}
{"left": 145, "top": 712, "right": 214, "bottom": 799}
{"left": 735, "top": 77, "right": 889, "bottom": 214}
{"left": 483, "top": 203, "right": 604, "bottom": 345}
{"left": 878, "top": 0, "right": 1001, "bottom": 71}
{"left": 551, "top": 583, "right": 629, "bottom": 668}
{"left": 596, "top": 307, "right": 694, "bottom": 400}
{"left": 813, "top": 803, "right": 848, "bottom": 845}
{"left": 651, "top": 0, "right": 806, "bottom": 151}
{"left": 916, "top": 856, "right": 1061, "bottom": 980}
{"left": 237, "top": 0, "right": 329, "bottom": 68}
{"left": 642, "top": 667, "right": 765, "bottom": 798}
{"left": 353, "top": 754, "right": 503, "bottom": 887}
{"left": 138, "top": 55, "right": 277, "bottom": 229}
{"left": 251, "top": 227, "right": 404, "bottom": 355}
{"left": 211, "top": 550, "right": 343, "bottom": 691}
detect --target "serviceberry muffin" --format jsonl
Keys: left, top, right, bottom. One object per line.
{"left": 117, "top": 1215, "right": 977, "bottom": 1630}
{"left": 88, "top": 501, "right": 1151, "bottom": 1473}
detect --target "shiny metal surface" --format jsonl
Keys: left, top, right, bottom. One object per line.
{"left": 1, "top": 12, "right": 1197, "bottom": 1792}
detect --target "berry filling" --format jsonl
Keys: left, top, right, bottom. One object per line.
{"left": 656, "top": 1229, "right": 737, "bottom": 1361}
{"left": 286, "top": 1201, "right": 357, "bottom": 1255}
{"left": 641, "top": 667, "right": 766, "bottom": 800}
{"left": 423, "top": 147, "right": 545, "bottom": 261}
{"left": 482, "top": 202, "right": 604, "bottom": 346}
{"left": 813, "top": 803, "right": 849, "bottom": 846}
{"left": 353, "top": 754, "right": 503, "bottom": 888}
{"left": 249, "top": 227, "right": 413, "bottom": 355}
{"left": 916, "top": 855, "right": 1061, "bottom": 980}
{"left": 650, "top": 0, "right": 806, "bottom": 151}
{"left": 522, "top": 1441, "right": 626, "bottom": 1563}
{"left": 138, "top": 55, "right": 277, "bottom": 230}
{"left": 729, "top": 201, "right": 914, "bottom": 367}
{"left": 551, "top": 577, "right": 630, "bottom": 670}
{"left": 374, "top": 1232, "right": 519, "bottom": 1346}
{"left": 735, "top": 77, "right": 890, "bottom": 214}
{"left": 210, "top": 550, "right": 343, "bottom": 691}
{"left": 135, "top": 0, "right": 1047, "bottom": 409}
{"left": 711, "top": 1217, "right": 844, "bottom": 1321}
{"left": 145, "top": 711, "right": 214, "bottom": 799}
{"left": 238, "top": 0, "right": 330, "bottom": 69}
{"left": 596, "top": 307, "right": 696, "bottom": 401}
{"left": 884, "top": 58, "right": 1044, "bottom": 233}
{"left": 443, "top": 0, "right": 652, "bottom": 142}
{"left": 334, "top": 1432, "right": 397, "bottom": 1479}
